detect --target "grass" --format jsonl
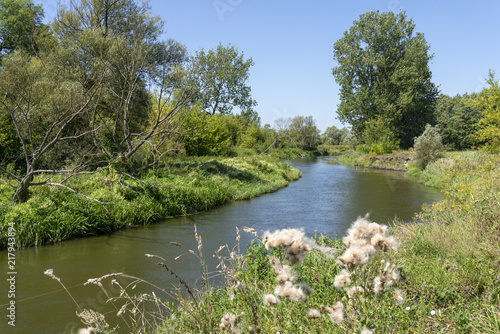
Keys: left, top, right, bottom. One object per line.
{"left": 45, "top": 151, "right": 500, "bottom": 333}
{"left": 0, "top": 156, "right": 301, "bottom": 248}
{"left": 337, "top": 149, "right": 414, "bottom": 170}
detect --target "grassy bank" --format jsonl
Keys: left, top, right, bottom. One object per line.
{"left": 135, "top": 151, "right": 496, "bottom": 333}
{"left": 337, "top": 149, "right": 414, "bottom": 170}
{"left": 0, "top": 156, "right": 301, "bottom": 248}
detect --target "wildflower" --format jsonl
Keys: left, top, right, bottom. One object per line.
{"left": 296, "top": 282, "right": 314, "bottom": 295}
{"left": 285, "top": 242, "right": 311, "bottom": 264}
{"left": 77, "top": 328, "right": 95, "bottom": 334}
{"left": 406, "top": 306, "right": 411, "bottom": 311}
{"left": 393, "top": 289, "right": 405, "bottom": 305}
{"left": 274, "top": 281, "right": 308, "bottom": 302}
{"left": 430, "top": 310, "right": 436, "bottom": 315}
{"left": 276, "top": 265, "right": 296, "bottom": 283}
{"left": 263, "top": 228, "right": 305, "bottom": 250}
{"left": 346, "top": 285, "right": 364, "bottom": 297}
{"left": 220, "top": 312, "right": 238, "bottom": 331}
{"left": 334, "top": 269, "right": 351, "bottom": 289}
{"left": 373, "top": 262, "right": 400, "bottom": 293}
{"left": 307, "top": 309, "right": 321, "bottom": 319}
{"left": 323, "top": 302, "right": 345, "bottom": 324}
{"left": 337, "top": 245, "right": 370, "bottom": 266}
{"left": 263, "top": 294, "right": 280, "bottom": 306}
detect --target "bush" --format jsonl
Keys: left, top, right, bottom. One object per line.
{"left": 413, "top": 124, "right": 445, "bottom": 169}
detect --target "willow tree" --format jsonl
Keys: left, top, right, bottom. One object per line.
{"left": 55, "top": 0, "right": 192, "bottom": 166}
{"left": 332, "top": 11, "right": 438, "bottom": 148}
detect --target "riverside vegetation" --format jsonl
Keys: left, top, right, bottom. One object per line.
{"left": 0, "top": 156, "right": 300, "bottom": 248}
{"left": 46, "top": 150, "right": 499, "bottom": 333}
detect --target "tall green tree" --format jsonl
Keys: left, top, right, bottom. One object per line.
{"left": 0, "top": 0, "right": 46, "bottom": 60}
{"left": 321, "top": 125, "right": 349, "bottom": 145}
{"left": 332, "top": 11, "right": 438, "bottom": 148}
{"left": 434, "top": 93, "right": 481, "bottom": 150}
{"left": 288, "top": 115, "right": 320, "bottom": 150}
{"left": 192, "top": 43, "right": 257, "bottom": 116}
{"left": 470, "top": 71, "right": 500, "bottom": 153}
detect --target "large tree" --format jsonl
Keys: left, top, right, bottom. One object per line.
{"left": 55, "top": 0, "right": 192, "bottom": 164}
{"left": 0, "top": 0, "right": 46, "bottom": 60}
{"left": 0, "top": 0, "right": 194, "bottom": 202}
{"left": 332, "top": 11, "right": 438, "bottom": 148}
{"left": 192, "top": 43, "right": 257, "bottom": 116}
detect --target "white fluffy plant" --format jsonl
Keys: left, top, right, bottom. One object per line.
{"left": 333, "top": 215, "right": 404, "bottom": 328}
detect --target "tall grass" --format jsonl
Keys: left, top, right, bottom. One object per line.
{"left": 0, "top": 156, "right": 301, "bottom": 248}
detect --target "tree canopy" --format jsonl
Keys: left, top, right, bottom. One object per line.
{"left": 332, "top": 11, "right": 438, "bottom": 148}
{"left": 434, "top": 93, "right": 481, "bottom": 150}
{"left": 470, "top": 70, "right": 500, "bottom": 153}
{"left": 0, "top": 0, "right": 45, "bottom": 60}
{"left": 192, "top": 43, "right": 256, "bottom": 115}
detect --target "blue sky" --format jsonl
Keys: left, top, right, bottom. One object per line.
{"left": 38, "top": 0, "right": 500, "bottom": 132}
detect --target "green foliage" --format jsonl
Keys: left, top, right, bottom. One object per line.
{"left": 434, "top": 93, "right": 482, "bottom": 150}
{"left": 239, "top": 123, "right": 260, "bottom": 149}
{"left": 192, "top": 43, "right": 257, "bottom": 115}
{"left": 287, "top": 115, "right": 320, "bottom": 151}
{"left": 360, "top": 118, "right": 400, "bottom": 155}
{"left": 181, "top": 106, "right": 231, "bottom": 156}
{"left": 0, "top": 0, "right": 46, "bottom": 60}
{"left": 470, "top": 71, "right": 500, "bottom": 153}
{"left": 332, "top": 11, "right": 438, "bottom": 148}
{"left": 320, "top": 125, "right": 349, "bottom": 145}
{"left": 413, "top": 124, "right": 445, "bottom": 169}
{"left": 0, "top": 156, "right": 301, "bottom": 248}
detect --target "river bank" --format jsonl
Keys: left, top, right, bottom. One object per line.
{"left": 0, "top": 156, "right": 301, "bottom": 248}
{"left": 148, "top": 151, "right": 499, "bottom": 333}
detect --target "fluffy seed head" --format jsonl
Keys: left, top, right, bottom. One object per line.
{"left": 276, "top": 265, "right": 296, "bottom": 283}
{"left": 346, "top": 285, "right": 364, "bottom": 297}
{"left": 307, "top": 309, "right": 321, "bottom": 319}
{"left": 274, "top": 281, "right": 308, "bottom": 302}
{"left": 263, "top": 294, "right": 280, "bottom": 306}
{"left": 334, "top": 269, "right": 351, "bottom": 289}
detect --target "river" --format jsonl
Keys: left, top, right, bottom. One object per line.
{"left": 0, "top": 156, "right": 442, "bottom": 333}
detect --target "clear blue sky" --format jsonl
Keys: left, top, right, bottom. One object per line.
{"left": 38, "top": 0, "right": 500, "bottom": 133}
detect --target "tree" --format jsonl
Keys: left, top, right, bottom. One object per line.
{"left": 413, "top": 124, "right": 445, "bottom": 169}
{"left": 332, "top": 11, "right": 438, "bottom": 148}
{"left": 180, "top": 105, "right": 231, "bottom": 156}
{"left": 359, "top": 118, "right": 399, "bottom": 154}
{"left": 0, "top": 0, "right": 194, "bottom": 202}
{"left": 434, "top": 93, "right": 481, "bottom": 150}
{"left": 55, "top": 0, "right": 192, "bottom": 165}
{"left": 0, "top": 50, "right": 105, "bottom": 202}
{"left": 0, "top": 0, "right": 46, "bottom": 60}
{"left": 288, "top": 116, "right": 320, "bottom": 150}
{"left": 470, "top": 71, "right": 500, "bottom": 153}
{"left": 192, "top": 43, "right": 257, "bottom": 115}
{"left": 321, "top": 125, "right": 349, "bottom": 145}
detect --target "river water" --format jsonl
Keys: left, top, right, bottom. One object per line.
{"left": 0, "top": 156, "right": 442, "bottom": 333}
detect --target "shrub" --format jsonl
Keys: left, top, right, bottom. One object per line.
{"left": 413, "top": 124, "right": 445, "bottom": 169}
